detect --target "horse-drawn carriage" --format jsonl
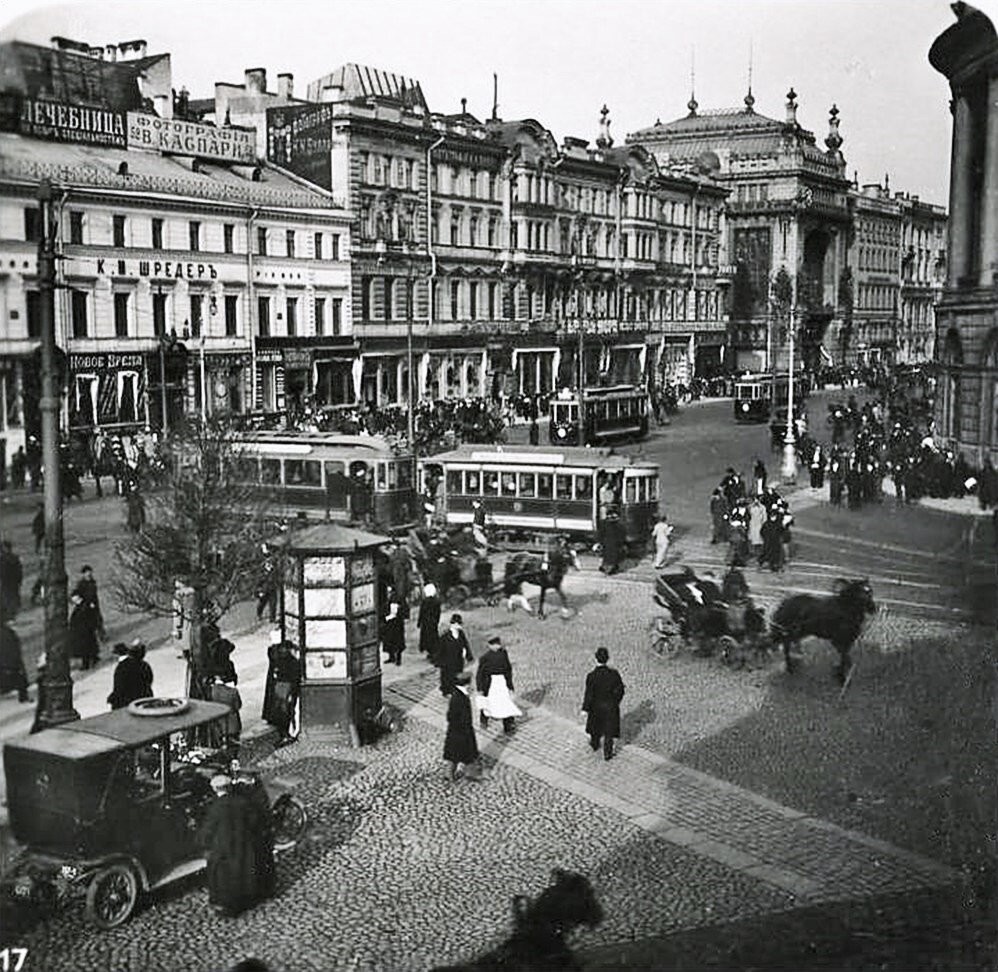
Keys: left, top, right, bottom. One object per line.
{"left": 651, "top": 566, "right": 769, "bottom": 667}
{"left": 404, "top": 527, "right": 502, "bottom": 609}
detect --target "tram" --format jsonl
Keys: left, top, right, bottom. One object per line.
{"left": 733, "top": 373, "right": 810, "bottom": 423}
{"left": 230, "top": 432, "right": 416, "bottom": 530}
{"left": 549, "top": 385, "right": 649, "bottom": 445}
{"left": 419, "top": 445, "right": 660, "bottom": 548}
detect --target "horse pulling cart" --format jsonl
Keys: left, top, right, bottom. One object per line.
{"left": 405, "top": 527, "right": 502, "bottom": 609}
{"left": 651, "top": 567, "right": 769, "bottom": 667}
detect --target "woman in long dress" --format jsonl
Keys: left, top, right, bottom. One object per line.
{"left": 475, "top": 636, "right": 521, "bottom": 735}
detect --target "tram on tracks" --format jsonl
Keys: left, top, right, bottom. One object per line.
{"left": 733, "top": 372, "right": 810, "bottom": 423}
{"left": 419, "top": 445, "right": 661, "bottom": 549}
{"left": 230, "top": 431, "right": 416, "bottom": 531}
{"left": 549, "top": 385, "right": 649, "bottom": 445}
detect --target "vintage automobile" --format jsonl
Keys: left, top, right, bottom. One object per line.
{"left": 1, "top": 698, "right": 306, "bottom": 929}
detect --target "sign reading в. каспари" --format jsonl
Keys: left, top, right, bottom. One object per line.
{"left": 127, "top": 112, "right": 255, "bottom": 163}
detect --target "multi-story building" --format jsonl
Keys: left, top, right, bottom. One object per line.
{"left": 266, "top": 65, "right": 728, "bottom": 405}
{"left": 0, "top": 37, "right": 353, "bottom": 469}
{"left": 929, "top": 2, "right": 998, "bottom": 462}
{"left": 629, "top": 88, "right": 854, "bottom": 373}
{"left": 847, "top": 179, "right": 903, "bottom": 367}
{"left": 897, "top": 192, "right": 946, "bottom": 365}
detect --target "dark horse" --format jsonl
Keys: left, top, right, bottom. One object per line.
{"left": 503, "top": 545, "right": 579, "bottom": 619}
{"left": 431, "top": 868, "right": 603, "bottom": 971}
{"left": 771, "top": 578, "right": 876, "bottom": 682}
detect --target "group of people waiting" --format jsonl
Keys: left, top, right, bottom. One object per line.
{"left": 710, "top": 463, "right": 794, "bottom": 572}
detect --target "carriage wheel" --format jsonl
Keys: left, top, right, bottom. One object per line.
{"left": 85, "top": 863, "right": 139, "bottom": 929}
{"left": 272, "top": 794, "right": 308, "bottom": 851}
{"left": 716, "top": 635, "right": 741, "bottom": 667}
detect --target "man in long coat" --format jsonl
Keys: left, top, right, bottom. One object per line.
{"left": 437, "top": 613, "right": 472, "bottom": 697}
{"left": 262, "top": 632, "right": 301, "bottom": 747}
{"left": 0, "top": 618, "right": 29, "bottom": 702}
{"left": 417, "top": 582, "right": 441, "bottom": 663}
{"left": 443, "top": 672, "right": 479, "bottom": 780}
{"left": 198, "top": 777, "right": 268, "bottom": 916}
{"left": 581, "top": 647, "right": 625, "bottom": 761}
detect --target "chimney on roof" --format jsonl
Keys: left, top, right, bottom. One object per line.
{"left": 104, "top": 44, "right": 117, "bottom": 62}
{"left": 277, "top": 73, "right": 294, "bottom": 99}
{"left": 785, "top": 88, "right": 798, "bottom": 126}
{"left": 118, "top": 39, "right": 148, "bottom": 60}
{"left": 245, "top": 68, "right": 267, "bottom": 95}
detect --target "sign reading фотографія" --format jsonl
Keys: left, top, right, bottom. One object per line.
{"left": 127, "top": 112, "right": 256, "bottom": 163}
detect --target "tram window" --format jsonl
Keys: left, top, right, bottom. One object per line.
{"left": 501, "top": 472, "right": 517, "bottom": 495}
{"left": 387, "top": 463, "right": 398, "bottom": 489}
{"left": 398, "top": 461, "right": 413, "bottom": 488}
{"left": 648, "top": 478, "right": 659, "bottom": 501}
{"left": 483, "top": 474, "right": 499, "bottom": 497}
{"left": 575, "top": 476, "right": 593, "bottom": 501}
{"left": 625, "top": 478, "right": 638, "bottom": 503}
{"left": 261, "top": 459, "right": 281, "bottom": 484}
{"left": 537, "top": 473, "right": 553, "bottom": 498}
{"left": 377, "top": 464, "right": 388, "bottom": 490}
{"left": 303, "top": 460, "right": 321, "bottom": 486}
{"left": 324, "top": 460, "right": 345, "bottom": 483}
{"left": 518, "top": 472, "right": 536, "bottom": 497}
{"left": 447, "top": 470, "right": 463, "bottom": 494}
{"left": 636, "top": 478, "right": 646, "bottom": 502}
{"left": 555, "top": 474, "right": 573, "bottom": 500}
{"left": 234, "top": 458, "right": 258, "bottom": 482}
{"left": 464, "top": 470, "right": 481, "bottom": 494}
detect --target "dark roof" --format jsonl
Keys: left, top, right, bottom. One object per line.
{"left": 629, "top": 106, "right": 784, "bottom": 140}
{"left": 423, "top": 444, "right": 659, "bottom": 471}
{"left": 0, "top": 40, "right": 167, "bottom": 111}
{"left": 284, "top": 523, "right": 391, "bottom": 554}
{"left": 6, "top": 699, "right": 230, "bottom": 755}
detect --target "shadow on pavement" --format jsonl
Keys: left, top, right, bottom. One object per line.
{"left": 620, "top": 699, "right": 656, "bottom": 744}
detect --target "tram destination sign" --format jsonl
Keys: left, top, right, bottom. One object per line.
{"left": 0, "top": 94, "right": 127, "bottom": 148}
{"left": 127, "top": 113, "right": 256, "bottom": 163}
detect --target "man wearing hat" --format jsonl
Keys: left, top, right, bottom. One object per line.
{"left": 437, "top": 613, "right": 472, "bottom": 697}
{"left": 476, "top": 635, "right": 520, "bottom": 734}
{"left": 581, "top": 647, "right": 625, "bottom": 761}
{"left": 443, "top": 671, "right": 479, "bottom": 781}
{"left": 262, "top": 630, "right": 300, "bottom": 747}
{"left": 107, "top": 639, "right": 154, "bottom": 709}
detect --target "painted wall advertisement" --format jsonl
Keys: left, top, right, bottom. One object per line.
{"left": 266, "top": 104, "right": 333, "bottom": 190}
{"left": 127, "top": 113, "right": 256, "bottom": 163}
{"left": 0, "top": 94, "right": 127, "bottom": 148}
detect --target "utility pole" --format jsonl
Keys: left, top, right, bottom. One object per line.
{"left": 36, "top": 179, "right": 79, "bottom": 729}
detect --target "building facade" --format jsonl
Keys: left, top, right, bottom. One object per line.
{"left": 929, "top": 2, "right": 998, "bottom": 462}
{"left": 267, "top": 65, "right": 728, "bottom": 406}
{"left": 897, "top": 192, "right": 946, "bottom": 365}
{"left": 0, "top": 38, "right": 352, "bottom": 470}
{"left": 629, "top": 88, "right": 853, "bottom": 374}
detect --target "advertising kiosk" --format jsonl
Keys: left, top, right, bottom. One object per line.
{"left": 281, "top": 524, "right": 387, "bottom": 745}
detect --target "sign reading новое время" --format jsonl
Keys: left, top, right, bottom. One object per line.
{"left": 127, "top": 113, "right": 256, "bottom": 163}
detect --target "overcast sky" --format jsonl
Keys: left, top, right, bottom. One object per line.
{"left": 3, "top": 0, "right": 992, "bottom": 206}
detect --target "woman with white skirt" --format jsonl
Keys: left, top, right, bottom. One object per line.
{"left": 475, "top": 635, "right": 522, "bottom": 734}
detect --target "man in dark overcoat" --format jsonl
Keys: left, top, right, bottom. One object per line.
{"left": 443, "top": 671, "right": 479, "bottom": 780}
{"left": 262, "top": 631, "right": 301, "bottom": 747}
{"left": 437, "top": 613, "right": 472, "bottom": 697}
{"left": 417, "top": 582, "right": 441, "bottom": 663}
{"left": 0, "top": 618, "right": 29, "bottom": 702}
{"left": 581, "top": 647, "right": 625, "bottom": 761}
{"left": 107, "top": 640, "right": 154, "bottom": 709}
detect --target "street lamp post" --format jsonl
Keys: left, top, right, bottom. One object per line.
{"left": 36, "top": 179, "right": 79, "bottom": 729}
{"left": 406, "top": 248, "right": 415, "bottom": 455}
{"left": 781, "top": 306, "right": 798, "bottom": 483}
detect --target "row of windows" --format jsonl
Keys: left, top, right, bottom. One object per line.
{"left": 235, "top": 456, "right": 413, "bottom": 490}
{"left": 857, "top": 284, "right": 898, "bottom": 312}
{"left": 445, "top": 468, "right": 659, "bottom": 504}
{"left": 857, "top": 245, "right": 898, "bottom": 273}
{"left": 734, "top": 184, "right": 769, "bottom": 204}
{"left": 52, "top": 289, "right": 342, "bottom": 340}
{"left": 23, "top": 208, "right": 342, "bottom": 260}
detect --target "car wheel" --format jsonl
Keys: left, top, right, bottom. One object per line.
{"left": 85, "top": 863, "right": 139, "bottom": 929}
{"left": 271, "top": 795, "right": 308, "bottom": 851}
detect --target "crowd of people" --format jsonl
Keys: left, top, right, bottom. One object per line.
{"left": 709, "top": 463, "right": 795, "bottom": 573}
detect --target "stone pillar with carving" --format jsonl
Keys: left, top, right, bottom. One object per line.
{"left": 979, "top": 75, "right": 998, "bottom": 286}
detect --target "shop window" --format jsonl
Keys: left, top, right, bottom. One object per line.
{"left": 118, "top": 371, "right": 138, "bottom": 423}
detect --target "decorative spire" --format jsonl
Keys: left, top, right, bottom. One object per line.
{"left": 825, "top": 104, "right": 843, "bottom": 152}
{"left": 460, "top": 97, "right": 467, "bottom": 115}
{"left": 744, "top": 40, "right": 755, "bottom": 112}
{"left": 688, "top": 46, "right": 698, "bottom": 116}
{"left": 785, "top": 87, "right": 798, "bottom": 126}
{"left": 596, "top": 104, "right": 613, "bottom": 149}
{"left": 884, "top": 171, "right": 890, "bottom": 190}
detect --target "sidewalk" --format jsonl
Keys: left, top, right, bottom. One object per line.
{"left": 383, "top": 665, "right": 962, "bottom": 907}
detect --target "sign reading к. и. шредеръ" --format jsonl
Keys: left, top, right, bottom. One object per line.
{"left": 127, "top": 112, "right": 256, "bottom": 164}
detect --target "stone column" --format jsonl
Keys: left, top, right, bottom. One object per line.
{"left": 948, "top": 93, "right": 975, "bottom": 287}
{"left": 979, "top": 75, "right": 998, "bottom": 287}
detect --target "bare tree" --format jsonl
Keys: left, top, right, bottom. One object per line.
{"left": 110, "top": 418, "right": 273, "bottom": 697}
